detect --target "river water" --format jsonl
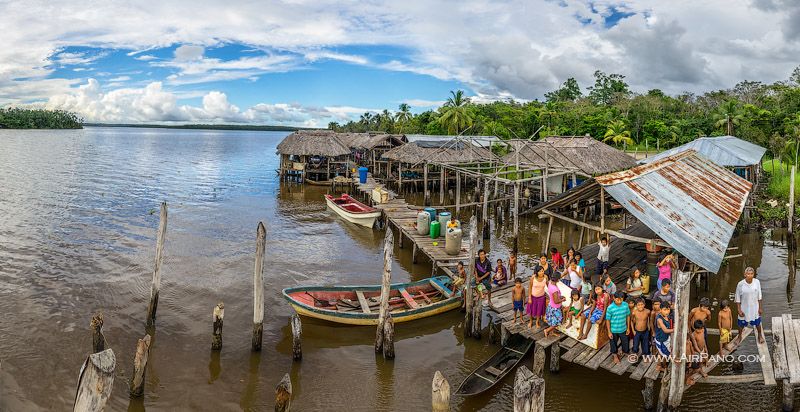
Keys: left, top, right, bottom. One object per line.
{"left": 0, "top": 127, "right": 797, "bottom": 411}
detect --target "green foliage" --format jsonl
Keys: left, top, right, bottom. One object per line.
{"left": 328, "top": 68, "right": 800, "bottom": 154}
{"left": 0, "top": 108, "right": 83, "bottom": 129}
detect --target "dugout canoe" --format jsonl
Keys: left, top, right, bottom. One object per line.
{"left": 455, "top": 334, "right": 534, "bottom": 396}
{"left": 325, "top": 193, "right": 381, "bottom": 228}
{"left": 282, "top": 276, "right": 461, "bottom": 325}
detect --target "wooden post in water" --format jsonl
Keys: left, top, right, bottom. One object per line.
{"left": 423, "top": 162, "right": 430, "bottom": 206}
{"left": 456, "top": 171, "right": 462, "bottom": 216}
{"left": 531, "top": 345, "right": 546, "bottom": 378}
{"left": 130, "top": 334, "right": 152, "bottom": 397}
{"left": 291, "top": 314, "right": 302, "bottom": 361}
{"left": 464, "top": 215, "right": 478, "bottom": 338}
{"left": 252, "top": 222, "right": 266, "bottom": 351}
{"left": 146, "top": 202, "right": 167, "bottom": 328}
{"left": 432, "top": 370, "right": 450, "bottom": 412}
{"left": 543, "top": 216, "right": 554, "bottom": 257}
{"left": 513, "top": 365, "right": 544, "bottom": 412}
{"left": 482, "top": 178, "right": 490, "bottom": 240}
{"left": 439, "top": 167, "right": 445, "bottom": 205}
{"left": 790, "top": 165, "right": 796, "bottom": 247}
{"left": 549, "top": 344, "right": 560, "bottom": 373}
{"left": 577, "top": 206, "right": 589, "bottom": 249}
{"left": 494, "top": 179, "right": 499, "bottom": 199}
{"left": 74, "top": 349, "right": 115, "bottom": 412}
{"left": 383, "top": 314, "right": 395, "bottom": 359}
{"left": 275, "top": 373, "right": 292, "bottom": 412}
{"left": 513, "top": 182, "right": 520, "bottom": 254}
{"left": 782, "top": 379, "right": 794, "bottom": 411}
{"left": 91, "top": 313, "right": 105, "bottom": 353}
{"left": 471, "top": 297, "right": 482, "bottom": 339}
{"left": 657, "top": 373, "right": 670, "bottom": 412}
{"left": 642, "top": 378, "right": 656, "bottom": 411}
{"left": 375, "top": 228, "right": 394, "bottom": 352}
{"left": 667, "top": 270, "right": 691, "bottom": 408}
{"left": 211, "top": 302, "right": 224, "bottom": 350}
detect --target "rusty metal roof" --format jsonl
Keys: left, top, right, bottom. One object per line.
{"left": 638, "top": 135, "right": 766, "bottom": 167}
{"left": 596, "top": 149, "right": 753, "bottom": 273}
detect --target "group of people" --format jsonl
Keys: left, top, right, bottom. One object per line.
{"left": 456, "top": 234, "right": 766, "bottom": 382}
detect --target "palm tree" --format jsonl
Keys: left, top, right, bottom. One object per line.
{"left": 603, "top": 120, "right": 634, "bottom": 147}
{"left": 713, "top": 100, "right": 743, "bottom": 135}
{"left": 438, "top": 90, "right": 473, "bottom": 134}
{"left": 395, "top": 103, "right": 412, "bottom": 133}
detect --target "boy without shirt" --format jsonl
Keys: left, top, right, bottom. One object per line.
{"left": 630, "top": 298, "right": 651, "bottom": 361}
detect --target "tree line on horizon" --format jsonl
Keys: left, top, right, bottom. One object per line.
{"left": 0, "top": 107, "right": 83, "bottom": 129}
{"left": 328, "top": 68, "right": 800, "bottom": 162}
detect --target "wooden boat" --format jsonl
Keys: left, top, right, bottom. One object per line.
{"left": 282, "top": 276, "right": 461, "bottom": 325}
{"left": 305, "top": 177, "right": 332, "bottom": 186}
{"left": 325, "top": 193, "right": 381, "bottom": 228}
{"left": 455, "top": 334, "right": 534, "bottom": 396}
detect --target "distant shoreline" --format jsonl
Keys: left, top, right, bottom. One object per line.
{"left": 84, "top": 123, "right": 313, "bottom": 132}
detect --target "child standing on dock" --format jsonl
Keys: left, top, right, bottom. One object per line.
{"left": 512, "top": 278, "right": 526, "bottom": 324}
{"left": 654, "top": 302, "right": 674, "bottom": 372}
{"left": 527, "top": 266, "right": 548, "bottom": 328}
{"left": 688, "top": 319, "right": 709, "bottom": 384}
{"left": 718, "top": 300, "right": 733, "bottom": 349}
{"left": 596, "top": 232, "right": 611, "bottom": 276}
{"left": 493, "top": 259, "right": 508, "bottom": 287}
{"left": 577, "top": 284, "right": 609, "bottom": 341}
{"left": 631, "top": 298, "right": 651, "bottom": 361}
{"left": 688, "top": 297, "right": 711, "bottom": 348}
{"left": 606, "top": 291, "right": 631, "bottom": 363}
{"left": 509, "top": 252, "right": 517, "bottom": 278}
{"left": 544, "top": 274, "right": 566, "bottom": 337}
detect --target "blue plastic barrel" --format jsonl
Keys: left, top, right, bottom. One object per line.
{"left": 424, "top": 207, "right": 437, "bottom": 222}
{"left": 358, "top": 167, "right": 369, "bottom": 184}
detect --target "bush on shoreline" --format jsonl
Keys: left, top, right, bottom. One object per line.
{"left": 0, "top": 108, "right": 83, "bottom": 129}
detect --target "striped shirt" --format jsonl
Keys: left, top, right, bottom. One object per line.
{"left": 606, "top": 302, "right": 630, "bottom": 334}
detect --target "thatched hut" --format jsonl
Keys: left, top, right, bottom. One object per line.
{"left": 276, "top": 130, "right": 351, "bottom": 183}
{"left": 336, "top": 132, "right": 407, "bottom": 177}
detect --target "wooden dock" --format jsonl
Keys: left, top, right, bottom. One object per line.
{"left": 353, "top": 174, "right": 472, "bottom": 277}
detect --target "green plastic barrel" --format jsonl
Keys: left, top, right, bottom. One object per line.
{"left": 429, "top": 221, "right": 441, "bottom": 239}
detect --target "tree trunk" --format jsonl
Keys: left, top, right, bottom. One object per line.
{"left": 252, "top": 222, "right": 266, "bottom": 351}
{"left": 375, "top": 228, "right": 394, "bottom": 352}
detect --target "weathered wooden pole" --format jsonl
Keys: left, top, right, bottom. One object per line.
{"left": 423, "top": 162, "right": 430, "bottom": 206}
{"left": 211, "top": 302, "right": 224, "bottom": 350}
{"left": 91, "top": 313, "right": 105, "bottom": 353}
{"left": 782, "top": 378, "right": 794, "bottom": 411}
{"left": 657, "top": 373, "right": 671, "bottom": 412}
{"left": 667, "top": 270, "right": 691, "bottom": 408}
{"left": 432, "top": 370, "right": 450, "bottom": 412}
{"left": 643, "top": 378, "right": 656, "bottom": 411}
{"left": 398, "top": 162, "right": 403, "bottom": 191}
{"left": 790, "top": 165, "right": 795, "bottom": 247}
{"left": 439, "top": 167, "right": 445, "bottom": 205}
{"left": 464, "top": 215, "right": 478, "bottom": 338}
{"left": 275, "top": 373, "right": 292, "bottom": 412}
{"left": 531, "top": 345, "right": 546, "bottom": 378}
{"left": 130, "top": 334, "right": 152, "bottom": 397}
{"left": 291, "top": 314, "right": 302, "bottom": 361}
{"left": 600, "top": 187, "right": 606, "bottom": 234}
{"left": 514, "top": 365, "right": 545, "bottom": 412}
{"left": 382, "top": 314, "right": 395, "bottom": 359}
{"left": 146, "top": 201, "right": 167, "bottom": 328}
{"left": 549, "top": 344, "right": 560, "bottom": 373}
{"left": 375, "top": 228, "right": 394, "bottom": 352}
{"left": 471, "top": 297, "right": 482, "bottom": 339}
{"left": 482, "top": 178, "right": 490, "bottom": 240}
{"left": 513, "top": 182, "right": 520, "bottom": 254}
{"left": 494, "top": 179, "right": 499, "bottom": 199}
{"left": 543, "top": 216, "right": 554, "bottom": 257}
{"left": 456, "top": 171, "right": 462, "bottom": 215}
{"left": 74, "top": 349, "right": 115, "bottom": 412}
{"left": 577, "top": 206, "right": 589, "bottom": 249}
{"left": 252, "top": 222, "right": 266, "bottom": 351}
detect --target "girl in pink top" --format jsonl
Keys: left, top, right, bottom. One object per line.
{"left": 657, "top": 253, "right": 676, "bottom": 290}
{"left": 544, "top": 275, "right": 565, "bottom": 337}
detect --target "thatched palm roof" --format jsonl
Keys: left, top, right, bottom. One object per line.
{"left": 382, "top": 139, "right": 497, "bottom": 164}
{"left": 503, "top": 136, "right": 637, "bottom": 176}
{"left": 276, "top": 130, "right": 351, "bottom": 156}
{"left": 339, "top": 133, "right": 407, "bottom": 150}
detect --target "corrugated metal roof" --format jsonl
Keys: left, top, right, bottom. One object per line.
{"left": 597, "top": 150, "right": 753, "bottom": 273}
{"left": 638, "top": 135, "right": 766, "bottom": 167}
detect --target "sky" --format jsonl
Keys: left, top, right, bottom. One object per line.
{"left": 0, "top": 0, "right": 798, "bottom": 127}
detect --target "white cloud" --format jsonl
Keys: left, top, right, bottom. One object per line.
{"left": 401, "top": 99, "right": 445, "bottom": 108}
{"left": 134, "top": 54, "right": 157, "bottom": 61}
{"left": 108, "top": 76, "right": 131, "bottom": 82}
{"left": 0, "top": 0, "right": 797, "bottom": 108}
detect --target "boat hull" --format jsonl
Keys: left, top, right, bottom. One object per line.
{"left": 456, "top": 334, "right": 534, "bottom": 396}
{"left": 325, "top": 196, "right": 381, "bottom": 228}
{"left": 283, "top": 276, "right": 461, "bottom": 325}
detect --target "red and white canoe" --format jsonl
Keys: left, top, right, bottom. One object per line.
{"left": 324, "top": 194, "right": 381, "bottom": 228}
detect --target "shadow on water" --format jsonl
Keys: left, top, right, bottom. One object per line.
{"left": 208, "top": 350, "right": 221, "bottom": 384}
{"left": 373, "top": 353, "right": 395, "bottom": 411}
{"left": 239, "top": 352, "right": 261, "bottom": 411}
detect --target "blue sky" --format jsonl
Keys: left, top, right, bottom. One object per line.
{"left": 1, "top": 0, "right": 796, "bottom": 126}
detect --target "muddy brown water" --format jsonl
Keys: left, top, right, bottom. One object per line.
{"left": 0, "top": 127, "right": 797, "bottom": 411}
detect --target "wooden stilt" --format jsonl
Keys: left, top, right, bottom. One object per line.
{"left": 501, "top": 324, "right": 509, "bottom": 346}
{"left": 482, "top": 179, "right": 490, "bottom": 240}
{"left": 252, "top": 222, "right": 266, "bottom": 351}
{"left": 577, "top": 207, "right": 589, "bottom": 249}
{"left": 424, "top": 162, "right": 430, "bottom": 206}
{"left": 657, "top": 373, "right": 671, "bottom": 412}
{"left": 544, "top": 216, "right": 554, "bottom": 256}
{"left": 471, "top": 298, "right": 482, "bottom": 339}
{"left": 456, "top": 172, "right": 461, "bottom": 215}
{"left": 782, "top": 378, "right": 794, "bottom": 411}
{"left": 432, "top": 370, "right": 450, "bottom": 412}
{"left": 667, "top": 270, "right": 691, "bottom": 408}
{"left": 291, "top": 314, "right": 302, "bottom": 361}
{"left": 275, "top": 373, "right": 292, "bottom": 412}
{"left": 497, "top": 205, "right": 503, "bottom": 225}
{"left": 74, "top": 349, "right": 115, "bottom": 412}
{"left": 494, "top": 179, "right": 499, "bottom": 199}
{"left": 211, "top": 302, "right": 224, "bottom": 350}
{"left": 513, "top": 183, "right": 520, "bottom": 254}
{"left": 531, "top": 344, "right": 546, "bottom": 378}
{"left": 643, "top": 378, "right": 656, "bottom": 411}
{"left": 375, "top": 228, "right": 394, "bottom": 352}
{"left": 130, "top": 334, "right": 152, "bottom": 397}
{"left": 146, "top": 202, "right": 167, "bottom": 328}
{"left": 91, "top": 313, "right": 105, "bottom": 353}
{"left": 549, "top": 344, "right": 560, "bottom": 373}
{"left": 439, "top": 167, "right": 445, "bottom": 205}
{"left": 383, "top": 314, "right": 395, "bottom": 359}
{"left": 412, "top": 243, "right": 418, "bottom": 264}
{"left": 464, "top": 215, "right": 478, "bottom": 338}
{"left": 600, "top": 187, "right": 606, "bottom": 233}
{"left": 514, "top": 366, "right": 544, "bottom": 412}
